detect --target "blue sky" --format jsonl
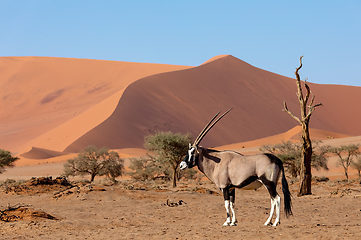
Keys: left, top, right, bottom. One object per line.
{"left": 1, "top": 1, "right": 360, "bottom": 86}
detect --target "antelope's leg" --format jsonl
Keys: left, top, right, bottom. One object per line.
{"left": 229, "top": 188, "right": 237, "bottom": 226}
{"left": 222, "top": 188, "right": 232, "bottom": 226}
{"left": 264, "top": 198, "right": 275, "bottom": 226}
{"left": 272, "top": 195, "right": 281, "bottom": 226}
{"left": 261, "top": 177, "right": 280, "bottom": 226}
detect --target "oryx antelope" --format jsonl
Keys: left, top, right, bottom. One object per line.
{"left": 179, "top": 109, "right": 292, "bottom": 226}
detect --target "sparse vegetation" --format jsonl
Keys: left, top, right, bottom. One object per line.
{"left": 260, "top": 140, "right": 330, "bottom": 178}
{"left": 128, "top": 156, "right": 202, "bottom": 183}
{"left": 179, "top": 167, "right": 202, "bottom": 181}
{"left": 63, "top": 146, "right": 124, "bottom": 182}
{"left": 351, "top": 156, "right": 361, "bottom": 178}
{"left": 330, "top": 144, "right": 360, "bottom": 180}
{"left": 128, "top": 157, "right": 164, "bottom": 181}
{"left": 0, "top": 149, "right": 19, "bottom": 174}
{"left": 144, "top": 131, "right": 192, "bottom": 187}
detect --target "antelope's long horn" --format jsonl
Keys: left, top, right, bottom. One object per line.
{"left": 193, "top": 108, "right": 232, "bottom": 146}
{"left": 192, "top": 111, "right": 221, "bottom": 146}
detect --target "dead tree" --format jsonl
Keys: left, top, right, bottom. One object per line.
{"left": 283, "top": 56, "right": 322, "bottom": 196}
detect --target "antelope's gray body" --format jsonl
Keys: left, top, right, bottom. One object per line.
{"left": 179, "top": 109, "right": 292, "bottom": 226}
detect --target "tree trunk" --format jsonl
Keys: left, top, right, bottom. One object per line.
{"left": 172, "top": 166, "right": 177, "bottom": 188}
{"left": 284, "top": 56, "right": 322, "bottom": 196}
{"left": 344, "top": 167, "right": 349, "bottom": 180}
{"left": 90, "top": 173, "right": 96, "bottom": 182}
{"left": 299, "top": 123, "right": 312, "bottom": 195}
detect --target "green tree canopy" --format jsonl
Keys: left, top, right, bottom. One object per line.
{"left": 144, "top": 131, "right": 192, "bottom": 187}
{"left": 330, "top": 144, "right": 360, "bottom": 180}
{"left": 0, "top": 149, "right": 19, "bottom": 174}
{"left": 63, "top": 146, "right": 124, "bottom": 182}
{"left": 351, "top": 156, "right": 361, "bottom": 178}
{"left": 260, "top": 141, "right": 330, "bottom": 178}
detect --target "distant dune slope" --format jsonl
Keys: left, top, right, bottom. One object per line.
{"left": 64, "top": 55, "right": 361, "bottom": 152}
{"left": 0, "top": 57, "right": 191, "bottom": 152}
{"left": 20, "top": 147, "right": 66, "bottom": 159}
{"left": 216, "top": 126, "right": 351, "bottom": 151}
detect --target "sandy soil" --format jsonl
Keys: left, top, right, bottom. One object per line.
{"left": 1, "top": 131, "right": 360, "bottom": 240}
{"left": 1, "top": 178, "right": 361, "bottom": 240}
{"left": 1, "top": 135, "right": 360, "bottom": 239}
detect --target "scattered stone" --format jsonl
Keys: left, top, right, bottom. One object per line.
{"left": 26, "top": 177, "right": 54, "bottom": 186}
{"left": 314, "top": 176, "right": 330, "bottom": 182}
{"left": 165, "top": 199, "right": 186, "bottom": 207}
{"left": 330, "top": 188, "right": 352, "bottom": 197}
{"left": 53, "top": 182, "right": 106, "bottom": 199}
{"left": 2, "top": 177, "right": 72, "bottom": 195}
{"left": 0, "top": 204, "right": 58, "bottom": 222}
{"left": 91, "top": 186, "right": 106, "bottom": 191}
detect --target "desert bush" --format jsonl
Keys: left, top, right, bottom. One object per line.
{"left": 179, "top": 167, "right": 203, "bottom": 181}
{"left": 0, "top": 149, "right": 19, "bottom": 174}
{"left": 351, "top": 156, "right": 361, "bottom": 178}
{"left": 0, "top": 179, "right": 25, "bottom": 189}
{"left": 129, "top": 155, "right": 201, "bottom": 183}
{"left": 128, "top": 157, "right": 166, "bottom": 181}
{"left": 144, "top": 131, "right": 192, "bottom": 187}
{"left": 260, "top": 140, "right": 330, "bottom": 178}
{"left": 63, "top": 146, "right": 124, "bottom": 182}
{"left": 329, "top": 144, "right": 360, "bottom": 180}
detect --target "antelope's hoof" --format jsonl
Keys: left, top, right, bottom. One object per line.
{"left": 223, "top": 222, "right": 230, "bottom": 226}
{"left": 230, "top": 222, "right": 237, "bottom": 226}
{"left": 272, "top": 222, "right": 280, "bottom": 227}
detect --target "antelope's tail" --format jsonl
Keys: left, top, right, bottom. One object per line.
{"left": 281, "top": 165, "right": 293, "bottom": 217}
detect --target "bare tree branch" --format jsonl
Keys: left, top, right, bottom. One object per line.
{"left": 296, "top": 56, "right": 304, "bottom": 74}
{"left": 308, "top": 92, "right": 315, "bottom": 107}
{"left": 295, "top": 56, "right": 305, "bottom": 109}
{"left": 304, "top": 81, "right": 311, "bottom": 104}
{"left": 283, "top": 101, "right": 302, "bottom": 124}
{"left": 306, "top": 103, "right": 323, "bottom": 119}
{"left": 306, "top": 88, "right": 322, "bottom": 120}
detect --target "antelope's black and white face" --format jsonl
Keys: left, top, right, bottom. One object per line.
{"left": 180, "top": 145, "right": 198, "bottom": 170}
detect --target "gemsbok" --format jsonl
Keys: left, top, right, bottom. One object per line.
{"left": 179, "top": 109, "right": 292, "bottom": 226}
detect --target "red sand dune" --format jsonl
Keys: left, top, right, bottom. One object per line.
{"left": 2, "top": 55, "right": 361, "bottom": 161}
{"left": 2, "top": 55, "right": 361, "bottom": 181}
{"left": 0, "top": 57, "right": 191, "bottom": 154}
{"left": 20, "top": 147, "right": 66, "bottom": 159}
{"left": 12, "top": 147, "right": 147, "bottom": 168}
{"left": 64, "top": 55, "right": 361, "bottom": 153}
{"left": 216, "top": 126, "right": 352, "bottom": 151}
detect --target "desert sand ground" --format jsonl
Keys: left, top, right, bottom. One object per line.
{"left": 1, "top": 135, "right": 361, "bottom": 240}
{"left": 1, "top": 177, "right": 361, "bottom": 240}
{"left": 1, "top": 126, "right": 360, "bottom": 240}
